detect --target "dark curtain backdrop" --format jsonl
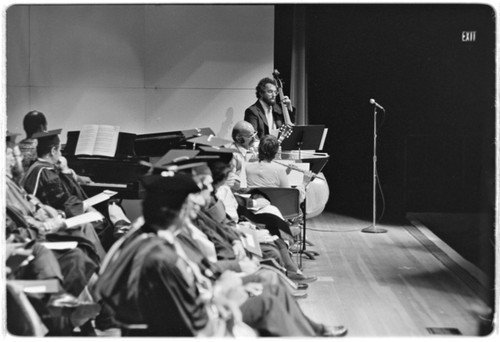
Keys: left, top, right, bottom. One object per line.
{"left": 275, "top": 4, "right": 495, "bottom": 220}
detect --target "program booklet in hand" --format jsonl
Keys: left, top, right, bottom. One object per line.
{"left": 64, "top": 211, "right": 104, "bottom": 229}
{"left": 83, "top": 190, "right": 118, "bottom": 208}
{"left": 75, "top": 124, "right": 120, "bottom": 157}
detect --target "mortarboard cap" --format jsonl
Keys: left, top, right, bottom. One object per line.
{"left": 197, "top": 145, "right": 236, "bottom": 165}
{"left": 142, "top": 149, "right": 209, "bottom": 176}
{"left": 32, "top": 129, "right": 62, "bottom": 155}
{"left": 156, "top": 149, "right": 200, "bottom": 167}
{"left": 141, "top": 172, "right": 201, "bottom": 210}
{"left": 187, "top": 134, "right": 232, "bottom": 147}
{"left": 32, "top": 128, "right": 62, "bottom": 140}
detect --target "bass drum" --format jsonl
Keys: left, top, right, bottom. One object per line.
{"left": 305, "top": 172, "right": 329, "bottom": 218}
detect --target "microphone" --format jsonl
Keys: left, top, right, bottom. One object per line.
{"left": 369, "top": 99, "right": 385, "bottom": 111}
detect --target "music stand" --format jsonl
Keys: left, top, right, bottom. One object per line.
{"left": 279, "top": 125, "right": 326, "bottom": 266}
{"left": 280, "top": 125, "right": 325, "bottom": 158}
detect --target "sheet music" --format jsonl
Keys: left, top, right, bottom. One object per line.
{"left": 319, "top": 128, "right": 328, "bottom": 150}
{"left": 277, "top": 160, "right": 310, "bottom": 186}
{"left": 238, "top": 224, "right": 262, "bottom": 257}
{"left": 64, "top": 211, "right": 104, "bottom": 229}
{"left": 75, "top": 125, "right": 99, "bottom": 155}
{"left": 83, "top": 190, "right": 118, "bottom": 208}
{"left": 75, "top": 124, "right": 120, "bottom": 157}
{"left": 93, "top": 125, "right": 120, "bottom": 156}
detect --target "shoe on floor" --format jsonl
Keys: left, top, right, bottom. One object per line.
{"left": 287, "top": 271, "right": 318, "bottom": 284}
{"left": 69, "top": 302, "right": 101, "bottom": 328}
{"left": 291, "top": 290, "right": 308, "bottom": 299}
{"left": 320, "top": 324, "right": 348, "bottom": 337}
{"left": 297, "top": 283, "right": 309, "bottom": 290}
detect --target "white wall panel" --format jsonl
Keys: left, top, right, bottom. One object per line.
{"left": 28, "top": 87, "right": 146, "bottom": 143}
{"left": 6, "top": 6, "right": 30, "bottom": 86}
{"left": 144, "top": 5, "right": 274, "bottom": 89}
{"left": 29, "top": 5, "right": 146, "bottom": 88}
{"left": 144, "top": 88, "right": 254, "bottom": 139}
{"left": 6, "top": 4, "right": 274, "bottom": 139}
{"left": 6, "top": 86, "right": 32, "bottom": 134}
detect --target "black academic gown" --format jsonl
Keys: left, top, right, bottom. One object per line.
{"left": 22, "top": 159, "right": 84, "bottom": 218}
{"left": 5, "top": 205, "right": 98, "bottom": 297}
{"left": 96, "top": 225, "right": 209, "bottom": 336}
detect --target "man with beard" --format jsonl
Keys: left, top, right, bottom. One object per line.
{"left": 244, "top": 77, "right": 296, "bottom": 139}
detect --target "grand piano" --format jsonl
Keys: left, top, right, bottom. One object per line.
{"left": 63, "top": 127, "right": 215, "bottom": 199}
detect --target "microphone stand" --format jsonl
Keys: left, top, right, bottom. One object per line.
{"left": 362, "top": 104, "right": 387, "bottom": 233}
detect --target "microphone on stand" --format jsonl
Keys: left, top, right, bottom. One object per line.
{"left": 369, "top": 99, "right": 385, "bottom": 111}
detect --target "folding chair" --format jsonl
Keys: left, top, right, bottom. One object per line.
{"left": 6, "top": 281, "right": 49, "bottom": 336}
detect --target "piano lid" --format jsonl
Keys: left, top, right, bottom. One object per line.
{"left": 134, "top": 127, "right": 215, "bottom": 157}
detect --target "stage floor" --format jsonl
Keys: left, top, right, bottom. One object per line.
{"left": 297, "top": 212, "right": 495, "bottom": 337}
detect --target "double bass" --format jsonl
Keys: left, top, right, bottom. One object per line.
{"left": 272, "top": 69, "right": 330, "bottom": 218}
{"left": 272, "top": 69, "right": 294, "bottom": 128}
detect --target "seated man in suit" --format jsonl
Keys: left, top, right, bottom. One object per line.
{"left": 244, "top": 77, "right": 295, "bottom": 139}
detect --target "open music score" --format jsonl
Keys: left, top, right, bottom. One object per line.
{"left": 83, "top": 190, "right": 118, "bottom": 208}
{"left": 75, "top": 124, "right": 120, "bottom": 157}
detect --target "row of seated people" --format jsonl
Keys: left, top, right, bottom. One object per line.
{"left": 6, "top": 111, "right": 341, "bottom": 336}
{"left": 93, "top": 153, "right": 347, "bottom": 336}
{"left": 5, "top": 111, "right": 135, "bottom": 336}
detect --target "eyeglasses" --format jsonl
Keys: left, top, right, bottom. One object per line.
{"left": 244, "top": 132, "right": 257, "bottom": 139}
{"left": 265, "top": 90, "right": 278, "bottom": 95}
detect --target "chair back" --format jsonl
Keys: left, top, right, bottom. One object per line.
{"left": 6, "top": 281, "right": 48, "bottom": 336}
{"left": 252, "top": 187, "right": 301, "bottom": 220}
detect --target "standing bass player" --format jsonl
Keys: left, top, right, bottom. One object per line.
{"left": 244, "top": 75, "right": 295, "bottom": 139}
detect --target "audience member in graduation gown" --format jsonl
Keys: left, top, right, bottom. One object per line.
{"left": 5, "top": 134, "right": 101, "bottom": 335}
{"left": 18, "top": 110, "right": 93, "bottom": 184}
{"left": 56, "top": 155, "right": 131, "bottom": 245}
{"left": 95, "top": 173, "right": 254, "bottom": 336}
{"left": 96, "top": 172, "right": 347, "bottom": 337}
{"left": 190, "top": 145, "right": 315, "bottom": 283}
{"left": 6, "top": 133, "right": 103, "bottom": 270}
{"left": 205, "top": 159, "right": 317, "bottom": 283}
{"left": 20, "top": 129, "right": 114, "bottom": 252}
{"left": 18, "top": 110, "right": 48, "bottom": 172}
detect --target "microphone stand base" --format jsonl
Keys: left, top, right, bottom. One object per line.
{"left": 361, "top": 226, "right": 387, "bottom": 234}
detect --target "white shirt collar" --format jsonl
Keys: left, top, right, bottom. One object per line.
{"left": 259, "top": 99, "right": 272, "bottom": 114}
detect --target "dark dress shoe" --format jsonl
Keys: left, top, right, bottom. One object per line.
{"left": 69, "top": 302, "right": 101, "bottom": 328}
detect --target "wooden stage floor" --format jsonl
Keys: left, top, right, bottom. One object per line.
{"left": 296, "top": 212, "right": 495, "bottom": 337}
